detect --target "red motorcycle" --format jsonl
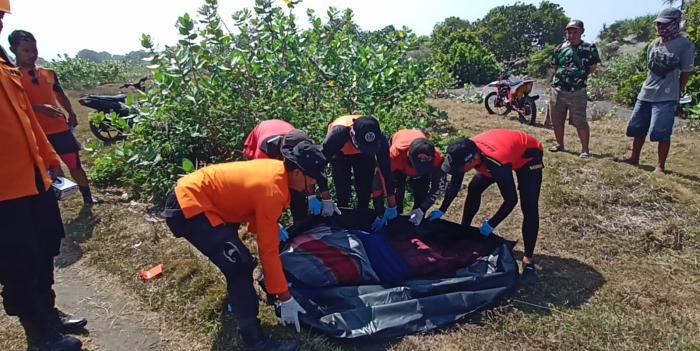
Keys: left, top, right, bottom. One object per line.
{"left": 484, "top": 62, "right": 539, "bottom": 125}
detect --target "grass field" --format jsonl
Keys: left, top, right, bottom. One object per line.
{"left": 1, "top": 91, "right": 699, "bottom": 350}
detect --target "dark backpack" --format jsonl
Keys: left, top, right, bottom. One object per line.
{"left": 648, "top": 40, "right": 681, "bottom": 78}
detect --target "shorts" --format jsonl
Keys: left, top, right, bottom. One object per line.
{"left": 626, "top": 99, "right": 677, "bottom": 142}
{"left": 549, "top": 86, "right": 589, "bottom": 130}
{"left": 47, "top": 130, "right": 82, "bottom": 169}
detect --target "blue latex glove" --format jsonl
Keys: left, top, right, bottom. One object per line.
{"left": 384, "top": 206, "right": 398, "bottom": 221}
{"left": 307, "top": 196, "right": 323, "bottom": 215}
{"left": 428, "top": 210, "right": 445, "bottom": 221}
{"left": 279, "top": 224, "right": 290, "bottom": 241}
{"left": 480, "top": 220, "right": 493, "bottom": 236}
{"left": 371, "top": 217, "right": 387, "bottom": 232}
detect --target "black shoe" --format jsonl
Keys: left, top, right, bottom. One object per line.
{"left": 246, "top": 339, "right": 300, "bottom": 351}
{"left": 28, "top": 334, "right": 82, "bottom": 351}
{"left": 21, "top": 317, "right": 82, "bottom": 351}
{"left": 240, "top": 324, "right": 300, "bottom": 351}
{"left": 55, "top": 310, "right": 88, "bottom": 334}
{"left": 520, "top": 264, "right": 539, "bottom": 285}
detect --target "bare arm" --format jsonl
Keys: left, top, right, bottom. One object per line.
{"left": 55, "top": 91, "right": 78, "bottom": 127}
{"left": 680, "top": 71, "right": 692, "bottom": 96}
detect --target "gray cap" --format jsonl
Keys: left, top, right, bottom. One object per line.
{"left": 656, "top": 8, "right": 682, "bottom": 24}
{"left": 566, "top": 19, "right": 584, "bottom": 30}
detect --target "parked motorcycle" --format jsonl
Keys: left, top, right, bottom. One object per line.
{"left": 78, "top": 77, "right": 148, "bottom": 142}
{"left": 484, "top": 61, "right": 539, "bottom": 125}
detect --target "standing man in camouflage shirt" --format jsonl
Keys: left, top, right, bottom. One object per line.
{"left": 549, "top": 19, "right": 601, "bottom": 158}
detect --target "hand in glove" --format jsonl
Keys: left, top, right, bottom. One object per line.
{"left": 279, "top": 296, "right": 306, "bottom": 333}
{"left": 383, "top": 206, "right": 398, "bottom": 221}
{"left": 321, "top": 199, "right": 342, "bottom": 217}
{"left": 408, "top": 208, "right": 424, "bottom": 226}
{"left": 308, "top": 196, "right": 323, "bottom": 215}
{"left": 480, "top": 220, "right": 494, "bottom": 236}
{"left": 279, "top": 224, "right": 290, "bottom": 241}
{"left": 428, "top": 210, "right": 444, "bottom": 221}
{"left": 371, "top": 217, "right": 387, "bottom": 232}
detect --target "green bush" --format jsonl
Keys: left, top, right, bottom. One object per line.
{"left": 527, "top": 44, "right": 555, "bottom": 78}
{"left": 431, "top": 30, "right": 499, "bottom": 85}
{"left": 588, "top": 50, "right": 646, "bottom": 101}
{"left": 48, "top": 55, "right": 147, "bottom": 89}
{"left": 92, "top": 0, "right": 451, "bottom": 200}
{"left": 613, "top": 72, "right": 646, "bottom": 106}
{"left": 599, "top": 15, "right": 655, "bottom": 44}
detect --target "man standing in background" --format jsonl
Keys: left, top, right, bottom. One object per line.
{"left": 548, "top": 19, "right": 600, "bottom": 159}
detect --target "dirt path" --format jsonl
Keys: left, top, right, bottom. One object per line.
{"left": 53, "top": 257, "right": 166, "bottom": 351}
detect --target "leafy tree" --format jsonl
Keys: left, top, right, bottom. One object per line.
{"left": 433, "top": 30, "right": 499, "bottom": 85}
{"left": 527, "top": 44, "right": 555, "bottom": 78}
{"left": 475, "top": 1, "right": 569, "bottom": 62}
{"left": 91, "top": 0, "right": 451, "bottom": 199}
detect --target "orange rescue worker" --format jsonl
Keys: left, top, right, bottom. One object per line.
{"left": 0, "top": 2, "right": 85, "bottom": 350}
{"left": 243, "top": 119, "right": 339, "bottom": 221}
{"left": 439, "top": 129, "right": 544, "bottom": 284}
{"left": 371, "top": 129, "right": 447, "bottom": 228}
{"left": 322, "top": 115, "right": 397, "bottom": 227}
{"left": 9, "top": 29, "right": 101, "bottom": 205}
{"left": 161, "top": 141, "right": 327, "bottom": 351}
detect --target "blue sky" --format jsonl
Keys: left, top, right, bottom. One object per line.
{"left": 1, "top": 0, "right": 668, "bottom": 59}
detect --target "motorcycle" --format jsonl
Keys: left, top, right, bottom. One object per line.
{"left": 78, "top": 77, "right": 148, "bottom": 142}
{"left": 484, "top": 61, "right": 539, "bottom": 125}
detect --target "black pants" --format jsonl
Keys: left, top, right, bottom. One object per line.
{"left": 163, "top": 193, "right": 259, "bottom": 329}
{"left": 330, "top": 153, "right": 376, "bottom": 209}
{"left": 393, "top": 172, "right": 430, "bottom": 214}
{"left": 289, "top": 190, "right": 307, "bottom": 223}
{"left": 461, "top": 165, "right": 542, "bottom": 259}
{"left": 0, "top": 186, "right": 64, "bottom": 321}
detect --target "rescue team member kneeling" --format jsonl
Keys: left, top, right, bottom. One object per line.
{"left": 439, "top": 129, "right": 544, "bottom": 284}
{"left": 0, "top": 2, "right": 86, "bottom": 350}
{"left": 371, "top": 129, "right": 446, "bottom": 228}
{"left": 243, "top": 119, "right": 339, "bottom": 222}
{"left": 162, "top": 141, "right": 327, "bottom": 351}
{"left": 322, "top": 115, "right": 397, "bottom": 228}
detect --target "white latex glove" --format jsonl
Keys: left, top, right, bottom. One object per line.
{"left": 408, "top": 208, "right": 424, "bottom": 226}
{"left": 279, "top": 296, "right": 307, "bottom": 332}
{"left": 321, "top": 199, "right": 342, "bottom": 217}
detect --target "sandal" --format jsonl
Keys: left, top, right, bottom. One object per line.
{"left": 548, "top": 145, "right": 564, "bottom": 152}
{"left": 579, "top": 151, "right": 592, "bottom": 159}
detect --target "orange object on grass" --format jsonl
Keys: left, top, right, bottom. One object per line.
{"left": 139, "top": 264, "right": 163, "bottom": 280}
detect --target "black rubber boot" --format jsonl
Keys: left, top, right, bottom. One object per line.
{"left": 20, "top": 316, "right": 82, "bottom": 351}
{"left": 51, "top": 309, "right": 88, "bottom": 334}
{"left": 240, "top": 324, "right": 300, "bottom": 351}
{"left": 520, "top": 263, "right": 539, "bottom": 285}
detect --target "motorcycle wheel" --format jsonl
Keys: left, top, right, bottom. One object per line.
{"left": 517, "top": 96, "right": 537, "bottom": 125}
{"left": 484, "top": 91, "right": 510, "bottom": 116}
{"left": 90, "top": 121, "right": 124, "bottom": 143}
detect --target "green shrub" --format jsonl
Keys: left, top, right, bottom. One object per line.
{"left": 48, "top": 55, "right": 146, "bottom": 89}
{"left": 614, "top": 72, "right": 646, "bottom": 107}
{"left": 588, "top": 50, "right": 646, "bottom": 101}
{"left": 431, "top": 30, "right": 499, "bottom": 85}
{"left": 92, "top": 0, "right": 451, "bottom": 200}
{"left": 527, "top": 44, "right": 555, "bottom": 78}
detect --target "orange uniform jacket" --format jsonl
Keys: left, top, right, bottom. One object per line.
{"left": 20, "top": 67, "right": 69, "bottom": 136}
{"left": 327, "top": 115, "right": 361, "bottom": 155}
{"left": 175, "top": 159, "right": 291, "bottom": 295}
{"left": 472, "top": 129, "right": 543, "bottom": 178}
{"left": 389, "top": 129, "right": 444, "bottom": 177}
{"left": 0, "top": 56, "right": 61, "bottom": 202}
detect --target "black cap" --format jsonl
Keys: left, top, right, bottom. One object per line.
{"left": 656, "top": 8, "right": 682, "bottom": 24}
{"left": 441, "top": 137, "right": 478, "bottom": 175}
{"left": 282, "top": 129, "right": 311, "bottom": 149}
{"left": 281, "top": 140, "right": 327, "bottom": 182}
{"left": 566, "top": 19, "right": 584, "bottom": 31}
{"left": 408, "top": 138, "right": 436, "bottom": 176}
{"left": 352, "top": 116, "right": 382, "bottom": 155}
